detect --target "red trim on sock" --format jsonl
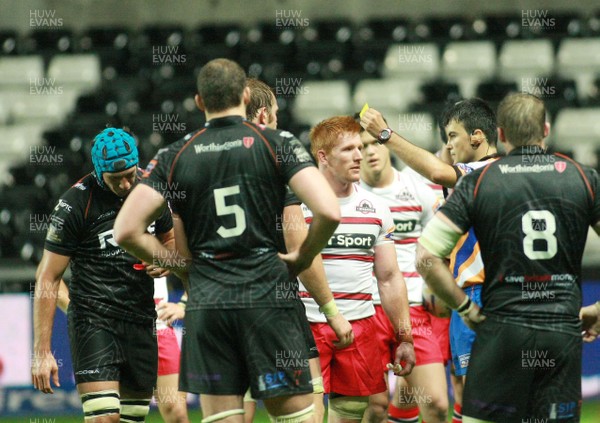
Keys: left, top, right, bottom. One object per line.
{"left": 388, "top": 404, "right": 419, "bottom": 419}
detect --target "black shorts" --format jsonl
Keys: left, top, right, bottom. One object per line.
{"left": 180, "top": 307, "right": 312, "bottom": 399}
{"left": 463, "top": 318, "right": 581, "bottom": 422}
{"left": 68, "top": 310, "right": 157, "bottom": 393}
{"left": 295, "top": 300, "right": 319, "bottom": 360}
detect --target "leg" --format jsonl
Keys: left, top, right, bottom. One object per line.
{"left": 450, "top": 369, "right": 464, "bottom": 423}
{"left": 401, "top": 363, "right": 448, "bottom": 423}
{"left": 156, "top": 374, "right": 189, "bottom": 423}
{"left": 263, "top": 393, "right": 315, "bottom": 422}
{"left": 201, "top": 394, "right": 246, "bottom": 423}
{"left": 362, "top": 390, "right": 388, "bottom": 423}
{"left": 243, "top": 388, "right": 257, "bottom": 423}
{"left": 328, "top": 395, "right": 369, "bottom": 423}
{"left": 121, "top": 385, "right": 153, "bottom": 423}
{"left": 77, "top": 381, "right": 120, "bottom": 423}
{"left": 309, "top": 357, "right": 326, "bottom": 423}
{"left": 389, "top": 377, "right": 419, "bottom": 423}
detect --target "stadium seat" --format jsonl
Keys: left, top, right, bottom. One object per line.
{"left": 519, "top": 77, "right": 579, "bottom": 116}
{"left": 442, "top": 41, "right": 496, "bottom": 98}
{"left": 12, "top": 89, "right": 79, "bottom": 126}
{"left": 0, "top": 123, "right": 47, "bottom": 164}
{"left": 551, "top": 108, "right": 600, "bottom": 167}
{"left": 383, "top": 43, "right": 440, "bottom": 81}
{"left": 78, "top": 27, "right": 131, "bottom": 51}
{"left": 0, "top": 56, "right": 44, "bottom": 88}
{"left": 292, "top": 80, "right": 352, "bottom": 126}
{"left": 358, "top": 18, "right": 410, "bottom": 44}
{"left": 474, "top": 14, "right": 523, "bottom": 42}
{"left": 557, "top": 38, "right": 600, "bottom": 100}
{"left": 47, "top": 54, "right": 102, "bottom": 93}
{"left": 409, "top": 81, "right": 462, "bottom": 121}
{"left": 416, "top": 16, "right": 471, "bottom": 44}
{"left": 353, "top": 78, "right": 422, "bottom": 115}
{"left": 22, "top": 29, "right": 74, "bottom": 54}
{"left": 476, "top": 80, "right": 518, "bottom": 109}
{"left": 189, "top": 24, "right": 242, "bottom": 63}
{"left": 0, "top": 30, "right": 18, "bottom": 55}
{"left": 498, "top": 39, "right": 554, "bottom": 82}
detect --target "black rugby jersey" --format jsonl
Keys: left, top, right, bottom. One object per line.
{"left": 440, "top": 145, "right": 600, "bottom": 336}
{"left": 44, "top": 171, "right": 173, "bottom": 322}
{"left": 142, "top": 116, "right": 314, "bottom": 310}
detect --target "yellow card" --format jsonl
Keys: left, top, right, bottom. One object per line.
{"left": 359, "top": 103, "right": 369, "bottom": 118}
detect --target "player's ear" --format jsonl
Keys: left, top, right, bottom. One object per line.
{"left": 242, "top": 86, "right": 251, "bottom": 106}
{"left": 543, "top": 121, "right": 550, "bottom": 138}
{"left": 497, "top": 127, "right": 506, "bottom": 144}
{"left": 258, "top": 107, "right": 268, "bottom": 125}
{"left": 194, "top": 94, "right": 205, "bottom": 112}
{"left": 317, "top": 149, "right": 328, "bottom": 166}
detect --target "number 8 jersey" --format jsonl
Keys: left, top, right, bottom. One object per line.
{"left": 440, "top": 146, "right": 600, "bottom": 335}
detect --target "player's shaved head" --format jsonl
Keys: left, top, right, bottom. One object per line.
{"left": 246, "top": 78, "right": 275, "bottom": 121}
{"left": 197, "top": 58, "right": 246, "bottom": 113}
{"left": 497, "top": 93, "right": 546, "bottom": 147}
{"left": 310, "top": 116, "right": 362, "bottom": 158}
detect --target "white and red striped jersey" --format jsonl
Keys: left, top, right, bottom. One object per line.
{"left": 360, "top": 168, "right": 437, "bottom": 306}
{"left": 299, "top": 184, "right": 395, "bottom": 322}
{"left": 154, "top": 277, "right": 169, "bottom": 330}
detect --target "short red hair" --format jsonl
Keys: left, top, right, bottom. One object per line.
{"left": 309, "top": 116, "right": 362, "bottom": 159}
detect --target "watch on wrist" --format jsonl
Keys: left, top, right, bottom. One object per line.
{"left": 377, "top": 128, "right": 393, "bottom": 144}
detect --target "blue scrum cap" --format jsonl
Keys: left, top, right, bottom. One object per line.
{"left": 91, "top": 128, "right": 139, "bottom": 187}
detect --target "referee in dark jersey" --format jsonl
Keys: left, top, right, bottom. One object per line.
{"left": 114, "top": 59, "right": 341, "bottom": 423}
{"left": 31, "top": 128, "right": 174, "bottom": 422}
{"left": 416, "top": 92, "right": 600, "bottom": 423}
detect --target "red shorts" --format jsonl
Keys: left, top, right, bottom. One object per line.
{"left": 311, "top": 316, "right": 387, "bottom": 396}
{"left": 410, "top": 306, "right": 444, "bottom": 366}
{"left": 157, "top": 327, "right": 181, "bottom": 376}
{"left": 372, "top": 305, "right": 398, "bottom": 373}
{"left": 430, "top": 314, "right": 451, "bottom": 365}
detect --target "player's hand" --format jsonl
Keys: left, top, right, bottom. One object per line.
{"left": 326, "top": 313, "right": 354, "bottom": 349}
{"left": 278, "top": 250, "right": 313, "bottom": 277}
{"left": 31, "top": 351, "right": 60, "bottom": 394}
{"left": 157, "top": 301, "right": 185, "bottom": 325}
{"left": 461, "top": 303, "right": 486, "bottom": 330}
{"left": 145, "top": 264, "right": 170, "bottom": 278}
{"left": 360, "top": 108, "right": 388, "bottom": 139}
{"left": 389, "top": 342, "right": 416, "bottom": 376}
{"left": 580, "top": 302, "right": 600, "bottom": 343}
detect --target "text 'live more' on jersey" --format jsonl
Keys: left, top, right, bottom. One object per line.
{"left": 142, "top": 116, "right": 314, "bottom": 310}
{"left": 44, "top": 172, "right": 173, "bottom": 322}
{"left": 440, "top": 146, "right": 600, "bottom": 335}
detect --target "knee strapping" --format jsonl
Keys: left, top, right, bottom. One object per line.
{"left": 268, "top": 404, "right": 314, "bottom": 423}
{"left": 120, "top": 398, "right": 151, "bottom": 422}
{"left": 202, "top": 408, "right": 245, "bottom": 423}
{"left": 81, "top": 389, "right": 120, "bottom": 420}
{"left": 328, "top": 395, "right": 368, "bottom": 420}
{"left": 311, "top": 376, "right": 324, "bottom": 394}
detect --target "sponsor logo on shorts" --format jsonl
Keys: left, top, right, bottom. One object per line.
{"left": 458, "top": 353, "right": 470, "bottom": 369}
{"left": 257, "top": 371, "right": 287, "bottom": 392}
{"left": 356, "top": 199, "right": 376, "bottom": 214}
{"left": 548, "top": 401, "right": 579, "bottom": 420}
{"left": 75, "top": 369, "right": 100, "bottom": 375}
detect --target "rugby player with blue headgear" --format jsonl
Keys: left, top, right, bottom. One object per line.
{"left": 32, "top": 128, "right": 176, "bottom": 423}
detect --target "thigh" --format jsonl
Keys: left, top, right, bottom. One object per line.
{"left": 529, "top": 331, "right": 582, "bottom": 421}
{"left": 463, "top": 320, "right": 534, "bottom": 423}
{"left": 68, "top": 312, "right": 122, "bottom": 385}
{"left": 120, "top": 319, "right": 157, "bottom": 395}
{"left": 372, "top": 305, "right": 398, "bottom": 373}
{"left": 310, "top": 322, "right": 334, "bottom": 393}
{"left": 241, "top": 307, "right": 312, "bottom": 400}
{"left": 180, "top": 309, "right": 248, "bottom": 395}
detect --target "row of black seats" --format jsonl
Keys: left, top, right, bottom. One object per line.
{"left": 4, "top": 11, "right": 600, "bottom": 56}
